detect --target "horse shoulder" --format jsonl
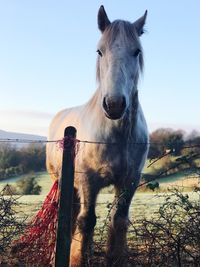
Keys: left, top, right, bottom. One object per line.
{"left": 128, "top": 105, "right": 149, "bottom": 175}
{"left": 135, "top": 104, "right": 149, "bottom": 143}
{"left": 49, "top": 106, "right": 86, "bottom": 140}
{"left": 46, "top": 105, "right": 85, "bottom": 179}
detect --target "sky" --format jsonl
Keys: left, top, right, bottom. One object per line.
{"left": 0, "top": 0, "right": 200, "bottom": 137}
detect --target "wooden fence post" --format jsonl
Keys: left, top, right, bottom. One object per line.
{"left": 55, "top": 126, "right": 77, "bottom": 267}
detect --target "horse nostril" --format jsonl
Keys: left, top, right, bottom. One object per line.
{"left": 103, "top": 96, "right": 126, "bottom": 114}
{"left": 103, "top": 97, "right": 109, "bottom": 111}
{"left": 121, "top": 96, "right": 126, "bottom": 110}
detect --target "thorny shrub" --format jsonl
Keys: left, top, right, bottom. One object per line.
{"left": 0, "top": 185, "right": 199, "bottom": 266}
{"left": 0, "top": 185, "right": 26, "bottom": 265}
{"left": 128, "top": 187, "right": 200, "bottom": 267}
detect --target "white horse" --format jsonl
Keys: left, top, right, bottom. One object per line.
{"left": 47, "top": 5, "right": 149, "bottom": 267}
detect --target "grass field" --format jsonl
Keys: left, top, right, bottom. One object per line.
{"left": 1, "top": 169, "right": 198, "bottom": 192}
{"left": 0, "top": 171, "right": 199, "bottom": 221}
{"left": 1, "top": 171, "right": 199, "bottom": 266}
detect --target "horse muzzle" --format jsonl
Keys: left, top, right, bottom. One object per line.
{"left": 102, "top": 96, "right": 126, "bottom": 120}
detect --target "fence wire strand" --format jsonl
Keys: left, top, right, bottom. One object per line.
{"left": 0, "top": 137, "right": 200, "bottom": 147}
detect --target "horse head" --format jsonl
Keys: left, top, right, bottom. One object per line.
{"left": 97, "top": 6, "right": 147, "bottom": 120}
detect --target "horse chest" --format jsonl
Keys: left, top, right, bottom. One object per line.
{"left": 76, "top": 142, "right": 135, "bottom": 183}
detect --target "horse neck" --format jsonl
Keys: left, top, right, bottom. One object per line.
{"left": 86, "top": 88, "right": 138, "bottom": 142}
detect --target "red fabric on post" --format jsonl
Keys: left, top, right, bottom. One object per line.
{"left": 12, "top": 180, "right": 59, "bottom": 266}
{"left": 11, "top": 137, "right": 78, "bottom": 266}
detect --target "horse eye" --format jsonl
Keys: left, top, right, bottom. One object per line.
{"left": 97, "top": 49, "right": 103, "bottom": 57}
{"left": 134, "top": 49, "right": 141, "bottom": 57}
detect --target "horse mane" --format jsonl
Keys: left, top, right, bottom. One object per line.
{"left": 96, "top": 20, "right": 144, "bottom": 83}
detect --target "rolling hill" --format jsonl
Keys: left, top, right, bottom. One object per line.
{"left": 0, "top": 129, "right": 46, "bottom": 148}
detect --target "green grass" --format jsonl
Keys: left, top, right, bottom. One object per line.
{"left": 0, "top": 171, "right": 52, "bottom": 194}
{"left": 0, "top": 170, "right": 197, "bottom": 196}
{"left": 1, "top": 169, "right": 199, "bottom": 267}
{"left": 0, "top": 171, "right": 199, "bottom": 219}
{"left": 0, "top": 172, "right": 52, "bottom": 218}
{"left": 9, "top": 189, "right": 197, "bottom": 227}
{"left": 1, "top": 170, "right": 199, "bottom": 266}
{"left": 157, "top": 172, "right": 186, "bottom": 184}
{"left": 1, "top": 170, "right": 198, "bottom": 190}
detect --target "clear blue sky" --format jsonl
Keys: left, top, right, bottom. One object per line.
{"left": 0, "top": 0, "right": 199, "bottom": 136}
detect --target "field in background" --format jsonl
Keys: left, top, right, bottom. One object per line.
{"left": 0, "top": 171, "right": 199, "bottom": 220}
{"left": 0, "top": 172, "right": 51, "bottom": 195}
{"left": 1, "top": 169, "right": 199, "bottom": 193}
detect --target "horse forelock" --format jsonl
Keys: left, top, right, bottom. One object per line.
{"left": 96, "top": 20, "right": 144, "bottom": 82}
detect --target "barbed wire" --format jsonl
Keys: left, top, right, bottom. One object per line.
{"left": 0, "top": 143, "right": 199, "bottom": 199}
{"left": 1, "top": 183, "right": 199, "bottom": 266}
{"left": 0, "top": 155, "right": 199, "bottom": 266}
{"left": 0, "top": 137, "right": 200, "bottom": 148}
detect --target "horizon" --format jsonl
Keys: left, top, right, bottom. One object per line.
{"left": 0, "top": 124, "right": 199, "bottom": 139}
{"left": 0, "top": 1, "right": 200, "bottom": 136}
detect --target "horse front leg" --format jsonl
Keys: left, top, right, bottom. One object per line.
{"left": 70, "top": 182, "right": 98, "bottom": 267}
{"left": 106, "top": 181, "right": 138, "bottom": 266}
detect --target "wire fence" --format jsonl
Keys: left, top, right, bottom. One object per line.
{"left": 0, "top": 135, "right": 200, "bottom": 266}
{"left": 1, "top": 137, "right": 200, "bottom": 146}
{"left": 0, "top": 136, "right": 199, "bottom": 183}
{"left": 0, "top": 183, "right": 199, "bottom": 266}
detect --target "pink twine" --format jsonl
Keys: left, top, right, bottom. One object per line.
{"left": 56, "top": 136, "right": 80, "bottom": 157}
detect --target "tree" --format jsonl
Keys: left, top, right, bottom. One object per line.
{"left": 20, "top": 144, "right": 46, "bottom": 172}
{"left": 148, "top": 128, "right": 185, "bottom": 159}
{"left": 0, "top": 143, "right": 46, "bottom": 181}
{"left": 0, "top": 143, "right": 20, "bottom": 169}
{"left": 16, "top": 176, "right": 42, "bottom": 195}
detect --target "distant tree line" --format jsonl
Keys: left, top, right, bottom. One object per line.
{"left": 148, "top": 128, "right": 200, "bottom": 159}
{"left": 0, "top": 143, "right": 46, "bottom": 180}
{"left": 145, "top": 128, "right": 200, "bottom": 183}
{"left": 0, "top": 128, "right": 199, "bottom": 181}
{"left": 3, "top": 175, "right": 42, "bottom": 195}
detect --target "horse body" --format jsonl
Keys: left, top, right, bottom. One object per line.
{"left": 47, "top": 92, "right": 148, "bottom": 187}
{"left": 47, "top": 6, "right": 149, "bottom": 266}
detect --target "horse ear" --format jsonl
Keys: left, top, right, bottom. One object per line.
{"left": 98, "top": 5, "right": 111, "bottom": 33}
{"left": 133, "top": 10, "right": 147, "bottom": 36}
